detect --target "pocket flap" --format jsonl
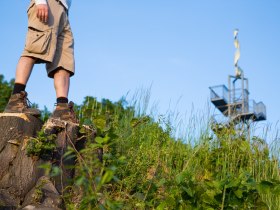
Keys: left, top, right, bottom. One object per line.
{"left": 25, "top": 27, "right": 52, "bottom": 54}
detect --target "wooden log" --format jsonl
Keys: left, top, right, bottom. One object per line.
{"left": 0, "top": 114, "right": 99, "bottom": 208}
{"left": 43, "top": 118, "right": 80, "bottom": 194}
{"left": 43, "top": 118, "right": 99, "bottom": 194}
{"left": 0, "top": 113, "right": 44, "bottom": 206}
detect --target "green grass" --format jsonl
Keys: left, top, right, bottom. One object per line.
{"left": 64, "top": 96, "right": 280, "bottom": 210}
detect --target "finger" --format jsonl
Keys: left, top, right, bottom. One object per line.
{"left": 38, "top": 10, "right": 44, "bottom": 22}
{"left": 44, "top": 10, "right": 48, "bottom": 23}
{"left": 42, "top": 10, "right": 47, "bottom": 23}
{"left": 40, "top": 11, "right": 44, "bottom": 22}
{"left": 41, "top": 10, "right": 46, "bottom": 22}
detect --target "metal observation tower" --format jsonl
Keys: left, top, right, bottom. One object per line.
{"left": 209, "top": 30, "right": 266, "bottom": 123}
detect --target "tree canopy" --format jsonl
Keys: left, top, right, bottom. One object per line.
{"left": 0, "top": 74, "right": 14, "bottom": 112}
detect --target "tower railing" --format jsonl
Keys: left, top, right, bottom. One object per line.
{"left": 229, "top": 88, "right": 249, "bottom": 104}
{"left": 209, "top": 85, "right": 229, "bottom": 102}
{"left": 209, "top": 85, "right": 267, "bottom": 121}
{"left": 254, "top": 101, "right": 266, "bottom": 119}
{"left": 243, "top": 100, "right": 267, "bottom": 120}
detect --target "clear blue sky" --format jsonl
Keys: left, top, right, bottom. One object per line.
{"left": 0, "top": 1, "right": 279, "bottom": 139}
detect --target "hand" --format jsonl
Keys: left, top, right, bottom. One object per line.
{"left": 36, "top": 4, "right": 48, "bottom": 23}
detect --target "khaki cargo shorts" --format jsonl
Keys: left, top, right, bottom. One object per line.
{"left": 22, "top": 0, "right": 75, "bottom": 78}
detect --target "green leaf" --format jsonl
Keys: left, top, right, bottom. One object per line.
{"left": 257, "top": 180, "right": 274, "bottom": 194}
{"left": 273, "top": 185, "right": 280, "bottom": 194}
{"left": 182, "top": 186, "right": 194, "bottom": 197}
{"left": 63, "top": 149, "right": 74, "bottom": 158}
{"left": 95, "top": 136, "right": 105, "bottom": 144}
{"left": 83, "top": 118, "right": 93, "bottom": 126}
{"left": 100, "top": 170, "right": 114, "bottom": 185}
{"left": 233, "top": 189, "right": 243, "bottom": 198}
{"left": 156, "top": 202, "right": 167, "bottom": 210}
{"left": 226, "top": 178, "right": 240, "bottom": 188}
{"left": 76, "top": 176, "right": 85, "bottom": 186}
{"left": 176, "top": 171, "right": 188, "bottom": 185}
{"left": 79, "top": 126, "right": 86, "bottom": 134}
{"left": 50, "top": 166, "right": 61, "bottom": 177}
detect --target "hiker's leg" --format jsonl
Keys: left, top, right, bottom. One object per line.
{"left": 15, "top": 56, "right": 36, "bottom": 85}
{"left": 51, "top": 69, "right": 77, "bottom": 123}
{"left": 53, "top": 68, "right": 70, "bottom": 98}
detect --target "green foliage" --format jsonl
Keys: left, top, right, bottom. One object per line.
{"left": 63, "top": 136, "right": 123, "bottom": 209}
{"left": 40, "top": 105, "right": 51, "bottom": 122}
{"left": 33, "top": 180, "right": 49, "bottom": 203}
{"left": 0, "top": 74, "right": 14, "bottom": 112}
{"left": 64, "top": 97, "right": 128, "bottom": 209}
{"left": 66, "top": 96, "right": 280, "bottom": 209}
{"left": 26, "top": 130, "right": 56, "bottom": 160}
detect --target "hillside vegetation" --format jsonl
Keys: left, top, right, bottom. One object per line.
{"left": 1, "top": 75, "right": 279, "bottom": 209}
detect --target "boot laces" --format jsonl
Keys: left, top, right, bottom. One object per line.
{"left": 53, "top": 101, "right": 77, "bottom": 123}
{"left": 20, "top": 91, "right": 33, "bottom": 108}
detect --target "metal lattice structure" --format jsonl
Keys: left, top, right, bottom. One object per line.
{"left": 209, "top": 30, "right": 266, "bottom": 123}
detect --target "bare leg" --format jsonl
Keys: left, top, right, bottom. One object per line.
{"left": 53, "top": 69, "right": 70, "bottom": 98}
{"left": 15, "top": 56, "right": 36, "bottom": 84}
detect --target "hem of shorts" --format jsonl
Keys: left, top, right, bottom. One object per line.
{"left": 21, "top": 53, "right": 52, "bottom": 64}
{"left": 47, "top": 66, "right": 75, "bottom": 78}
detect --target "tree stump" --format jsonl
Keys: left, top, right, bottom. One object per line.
{"left": 0, "top": 113, "right": 44, "bottom": 208}
{"left": 44, "top": 118, "right": 80, "bottom": 194}
{"left": 0, "top": 114, "right": 99, "bottom": 209}
{"left": 43, "top": 118, "right": 99, "bottom": 194}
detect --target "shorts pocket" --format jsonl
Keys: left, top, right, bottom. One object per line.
{"left": 25, "top": 27, "right": 52, "bottom": 54}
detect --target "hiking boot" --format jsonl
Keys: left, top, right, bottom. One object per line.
{"left": 4, "top": 91, "right": 41, "bottom": 117}
{"left": 50, "top": 101, "right": 78, "bottom": 123}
